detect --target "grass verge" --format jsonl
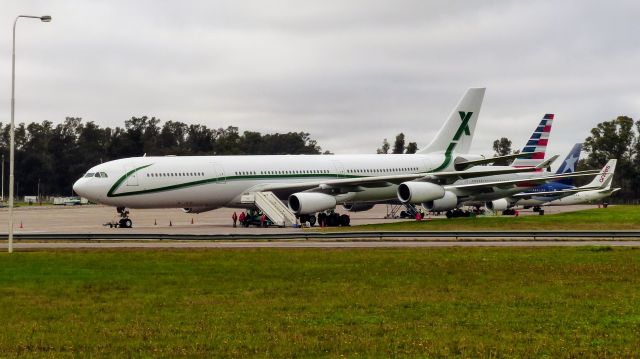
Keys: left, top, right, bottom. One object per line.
{"left": 319, "top": 205, "right": 640, "bottom": 231}
{"left": 1, "top": 247, "right": 639, "bottom": 357}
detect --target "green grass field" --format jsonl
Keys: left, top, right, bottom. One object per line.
{"left": 1, "top": 247, "right": 640, "bottom": 357}
{"left": 320, "top": 205, "right": 640, "bottom": 231}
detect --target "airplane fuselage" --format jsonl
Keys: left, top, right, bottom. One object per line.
{"left": 73, "top": 153, "right": 455, "bottom": 210}
{"left": 543, "top": 189, "right": 618, "bottom": 206}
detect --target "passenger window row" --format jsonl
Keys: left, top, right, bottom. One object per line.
{"left": 146, "top": 172, "right": 204, "bottom": 178}
{"left": 234, "top": 170, "right": 330, "bottom": 176}
{"left": 232, "top": 167, "right": 420, "bottom": 176}
{"left": 346, "top": 167, "right": 419, "bottom": 173}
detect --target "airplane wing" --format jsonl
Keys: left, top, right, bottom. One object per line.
{"left": 244, "top": 157, "right": 559, "bottom": 198}
{"left": 512, "top": 186, "right": 602, "bottom": 198}
{"left": 428, "top": 155, "right": 557, "bottom": 181}
{"left": 454, "top": 151, "right": 544, "bottom": 170}
{"left": 445, "top": 169, "right": 601, "bottom": 193}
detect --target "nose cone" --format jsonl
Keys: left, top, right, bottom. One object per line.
{"left": 73, "top": 178, "right": 86, "bottom": 197}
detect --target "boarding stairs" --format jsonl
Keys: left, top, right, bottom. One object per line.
{"left": 385, "top": 202, "right": 420, "bottom": 219}
{"left": 241, "top": 191, "right": 297, "bottom": 227}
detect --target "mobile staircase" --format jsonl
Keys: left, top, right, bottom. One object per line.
{"left": 385, "top": 202, "right": 420, "bottom": 219}
{"left": 241, "top": 191, "right": 297, "bottom": 227}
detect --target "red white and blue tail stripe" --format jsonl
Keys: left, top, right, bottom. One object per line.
{"left": 511, "top": 114, "right": 554, "bottom": 169}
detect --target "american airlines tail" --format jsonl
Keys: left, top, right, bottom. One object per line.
{"left": 418, "top": 87, "right": 485, "bottom": 155}
{"left": 585, "top": 159, "right": 617, "bottom": 190}
{"left": 554, "top": 143, "right": 582, "bottom": 185}
{"left": 511, "top": 114, "right": 554, "bottom": 168}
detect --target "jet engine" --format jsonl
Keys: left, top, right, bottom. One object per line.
{"left": 397, "top": 182, "right": 445, "bottom": 204}
{"left": 342, "top": 203, "right": 376, "bottom": 212}
{"left": 485, "top": 199, "right": 509, "bottom": 211}
{"left": 423, "top": 191, "right": 458, "bottom": 211}
{"left": 182, "top": 207, "right": 219, "bottom": 214}
{"left": 288, "top": 192, "right": 337, "bottom": 215}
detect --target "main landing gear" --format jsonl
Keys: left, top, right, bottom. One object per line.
{"left": 298, "top": 212, "right": 351, "bottom": 227}
{"left": 104, "top": 207, "right": 133, "bottom": 228}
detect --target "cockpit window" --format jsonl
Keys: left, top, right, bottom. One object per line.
{"left": 84, "top": 172, "right": 95, "bottom": 178}
{"left": 98, "top": 172, "right": 108, "bottom": 178}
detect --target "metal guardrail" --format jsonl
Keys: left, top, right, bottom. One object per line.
{"left": 2, "top": 231, "right": 640, "bottom": 241}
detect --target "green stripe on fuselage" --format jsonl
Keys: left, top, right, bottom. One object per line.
{"left": 429, "top": 142, "right": 457, "bottom": 173}
{"left": 107, "top": 164, "right": 153, "bottom": 197}
{"left": 107, "top": 172, "right": 363, "bottom": 198}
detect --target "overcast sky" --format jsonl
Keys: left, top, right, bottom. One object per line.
{"left": 1, "top": 0, "right": 639, "bottom": 163}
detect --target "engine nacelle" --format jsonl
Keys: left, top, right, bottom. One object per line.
{"left": 288, "top": 192, "right": 337, "bottom": 215}
{"left": 423, "top": 191, "right": 458, "bottom": 211}
{"left": 397, "top": 182, "right": 445, "bottom": 204}
{"left": 342, "top": 203, "right": 376, "bottom": 212}
{"left": 182, "top": 207, "right": 219, "bottom": 214}
{"left": 485, "top": 199, "right": 509, "bottom": 211}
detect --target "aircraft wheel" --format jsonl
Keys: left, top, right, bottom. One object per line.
{"left": 308, "top": 215, "right": 316, "bottom": 227}
{"left": 340, "top": 214, "right": 350, "bottom": 226}
{"left": 120, "top": 218, "right": 132, "bottom": 228}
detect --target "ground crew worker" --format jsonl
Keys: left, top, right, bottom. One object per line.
{"left": 232, "top": 212, "right": 238, "bottom": 227}
{"left": 415, "top": 212, "right": 422, "bottom": 221}
{"left": 239, "top": 211, "right": 246, "bottom": 226}
{"left": 260, "top": 214, "right": 267, "bottom": 227}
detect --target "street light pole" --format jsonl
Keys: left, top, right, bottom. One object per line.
{"left": 1, "top": 153, "right": 4, "bottom": 202}
{"left": 8, "top": 14, "right": 51, "bottom": 253}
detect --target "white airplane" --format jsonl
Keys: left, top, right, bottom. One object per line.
{"left": 530, "top": 159, "right": 620, "bottom": 206}
{"left": 73, "top": 88, "right": 556, "bottom": 228}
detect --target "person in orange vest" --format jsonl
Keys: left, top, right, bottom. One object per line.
{"left": 415, "top": 212, "right": 422, "bottom": 221}
{"left": 238, "top": 211, "right": 246, "bottom": 226}
{"left": 232, "top": 212, "right": 238, "bottom": 227}
{"left": 260, "top": 213, "right": 267, "bottom": 227}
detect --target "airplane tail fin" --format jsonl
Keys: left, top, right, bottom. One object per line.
{"left": 418, "top": 88, "right": 485, "bottom": 155}
{"left": 511, "top": 114, "right": 554, "bottom": 169}
{"left": 585, "top": 159, "right": 617, "bottom": 189}
{"left": 554, "top": 143, "right": 582, "bottom": 185}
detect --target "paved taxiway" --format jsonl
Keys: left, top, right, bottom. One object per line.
{"left": 0, "top": 204, "right": 599, "bottom": 235}
{"left": 2, "top": 240, "right": 638, "bottom": 250}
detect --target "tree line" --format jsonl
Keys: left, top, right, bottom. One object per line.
{"left": 0, "top": 116, "right": 324, "bottom": 197}
{"left": 3, "top": 114, "right": 638, "bottom": 200}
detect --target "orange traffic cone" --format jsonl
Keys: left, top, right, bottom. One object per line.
{"left": 19, "top": 221, "right": 23, "bottom": 229}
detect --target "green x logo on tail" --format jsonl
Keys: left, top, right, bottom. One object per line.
{"left": 453, "top": 111, "right": 472, "bottom": 141}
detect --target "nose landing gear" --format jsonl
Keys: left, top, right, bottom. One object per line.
{"left": 104, "top": 207, "right": 133, "bottom": 228}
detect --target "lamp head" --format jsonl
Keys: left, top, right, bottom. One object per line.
{"left": 40, "top": 15, "right": 52, "bottom": 22}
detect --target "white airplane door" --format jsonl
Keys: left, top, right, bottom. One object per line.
{"left": 125, "top": 166, "right": 139, "bottom": 186}
{"left": 213, "top": 163, "right": 225, "bottom": 184}
{"left": 332, "top": 160, "right": 346, "bottom": 178}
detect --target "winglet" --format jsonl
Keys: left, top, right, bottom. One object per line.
{"left": 535, "top": 154, "right": 559, "bottom": 170}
